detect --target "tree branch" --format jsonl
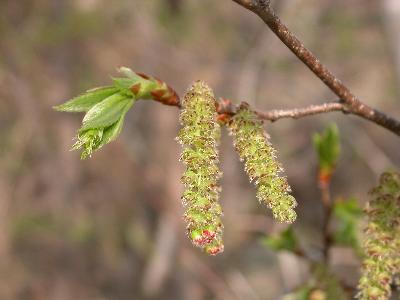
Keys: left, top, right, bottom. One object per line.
{"left": 231, "top": 0, "right": 400, "bottom": 136}
{"left": 254, "top": 102, "right": 348, "bottom": 122}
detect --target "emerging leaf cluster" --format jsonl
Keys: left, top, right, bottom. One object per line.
{"left": 54, "top": 67, "right": 176, "bottom": 158}
{"left": 313, "top": 123, "right": 340, "bottom": 187}
{"left": 177, "top": 81, "right": 224, "bottom": 255}
{"left": 228, "top": 105, "right": 297, "bottom": 223}
{"left": 357, "top": 171, "right": 400, "bottom": 300}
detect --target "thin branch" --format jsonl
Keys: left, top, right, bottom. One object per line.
{"left": 231, "top": 0, "right": 400, "bottom": 136}
{"left": 254, "top": 102, "right": 348, "bottom": 122}
{"left": 160, "top": 87, "right": 369, "bottom": 124}
{"left": 319, "top": 178, "right": 333, "bottom": 263}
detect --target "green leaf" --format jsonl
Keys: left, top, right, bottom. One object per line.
{"left": 313, "top": 124, "right": 340, "bottom": 173}
{"left": 73, "top": 99, "right": 134, "bottom": 159}
{"left": 98, "top": 99, "right": 134, "bottom": 148}
{"left": 54, "top": 86, "right": 118, "bottom": 112}
{"left": 112, "top": 76, "right": 158, "bottom": 99}
{"left": 332, "top": 197, "right": 363, "bottom": 252}
{"left": 81, "top": 93, "right": 132, "bottom": 131}
{"left": 112, "top": 77, "right": 138, "bottom": 90}
{"left": 118, "top": 67, "right": 142, "bottom": 80}
{"left": 334, "top": 197, "right": 363, "bottom": 220}
{"left": 262, "top": 226, "right": 297, "bottom": 252}
{"left": 72, "top": 128, "right": 104, "bottom": 159}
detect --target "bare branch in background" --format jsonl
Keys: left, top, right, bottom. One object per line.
{"left": 231, "top": 0, "right": 400, "bottom": 136}
{"left": 254, "top": 102, "right": 348, "bottom": 122}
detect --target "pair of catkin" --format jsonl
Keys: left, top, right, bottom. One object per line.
{"left": 178, "top": 81, "right": 297, "bottom": 255}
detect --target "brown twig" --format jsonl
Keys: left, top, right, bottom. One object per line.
{"left": 255, "top": 102, "right": 348, "bottom": 122}
{"left": 231, "top": 0, "right": 400, "bottom": 136}
{"left": 215, "top": 98, "right": 350, "bottom": 123}
{"left": 158, "top": 86, "right": 374, "bottom": 125}
{"left": 319, "top": 179, "right": 333, "bottom": 263}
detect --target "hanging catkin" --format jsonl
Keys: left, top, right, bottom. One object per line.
{"left": 228, "top": 104, "right": 297, "bottom": 223}
{"left": 177, "top": 81, "right": 224, "bottom": 255}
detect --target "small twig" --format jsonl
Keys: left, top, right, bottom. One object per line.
{"left": 319, "top": 180, "right": 333, "bottom": 263}
{"left": 231, "top": 0, "right": 400, "bottom": 136}
{"left": 216, "top": 97, "right": 350, "bottom": 122}
{"left": 157, "top": 88, "right": 368, "bottom": 125}
{"left": 255, "top": 102, "right": 348, "bottom": 122}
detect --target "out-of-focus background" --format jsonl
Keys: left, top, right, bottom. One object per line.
{"left": 0, "top": 0, "right": 399, "bottom": 299}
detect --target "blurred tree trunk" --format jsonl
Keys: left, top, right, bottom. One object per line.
{"left": 383, "top": 0, "right": 400, "bottom": 83}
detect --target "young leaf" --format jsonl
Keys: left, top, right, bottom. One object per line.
{"left": 112, "top": 77, "right": 139, "bottom": 91}
{"left": 262, "top": 226, "right": 297, "bottom": 252}
{"left": 112, "top": 76, "right": 159, "bottom": 99}
{"left": 81, "top": 93, "right": 132, "bottom": 131}
{"left": 72, "top": 128, "right": 104, "bottom": 159}
{"left": 332, "top": 198, "right": 363, "bottom": 253}
{"left": 98, "top": 99, "right": 134, "bottom": 148}
{"left": 118, "top": 67, "right": 142, "bottom": 80}
{"left": 73, "top": 98, "right": 134, "bottom": 159}
{"left": 54, "top": 86, "right": 118, "bottom": 112}
{"left": 313, "top": 124, "right": 340, "bottom": 182}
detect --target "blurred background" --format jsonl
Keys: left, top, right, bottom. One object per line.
{"left": 0, "top": 0, "right": 400, "bottom": 299}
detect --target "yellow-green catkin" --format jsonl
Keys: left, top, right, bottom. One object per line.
{"left": 177, "top": 81, "right": 224, "bottom": 255}
{"left": 357, "top": 171, "right": 400, "bottom": 300}
{"left": 228, "top": 104, "right": 297, "bottom": 223}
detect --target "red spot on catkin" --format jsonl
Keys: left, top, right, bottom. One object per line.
{"left": 206, "top": 244, "right": 224, "bottom": 256}
{"left": 192, "top": 229, "right": 217, "bottom": 247}
{"left": 202, "top": 229, "right": 216, "bottom": 243}
{"left": 193, "top": 235, "right": 206, "bottom": 247}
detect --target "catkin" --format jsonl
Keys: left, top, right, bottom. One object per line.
{"left": 357, "top": 171, "right": 400, "bottom": 300}
{"left": 228, "top": 104, "right": 297, "bottom": 223}
{"left": 177, "top": 81, "right": 224, "bottom": 255}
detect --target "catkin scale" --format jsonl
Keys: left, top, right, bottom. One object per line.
{"left": 228, "top": 105, "right": 297, "bottom": 223}
{"left": 177, "top": 81, "right": 224, "bottom": 255}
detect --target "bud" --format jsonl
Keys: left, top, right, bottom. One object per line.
{"left": 228, "top": 104, "right": 297, "bottom": 223}
{"left": 177, "top": 81, "right": 224, "bottom": 255}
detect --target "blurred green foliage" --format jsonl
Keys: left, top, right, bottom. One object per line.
{"left": 11, "top": 214, "right": 96, "bottom": 246}
{"left": 313, "top": 124, "right": 340, "bottom": 177}
{"left": 262, "top": 226, "right": 297, "bottom": 253}
{"left": 332, "top": 197, "right": 363, "bottom": 253}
